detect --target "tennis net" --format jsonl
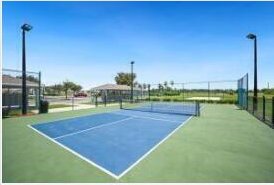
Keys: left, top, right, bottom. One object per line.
{"left": 120, "top": 99, "right": 200, "bottom": 116}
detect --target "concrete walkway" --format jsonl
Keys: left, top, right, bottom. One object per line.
{"left": 32, "top": 103, "right": 119, "bottom": 114}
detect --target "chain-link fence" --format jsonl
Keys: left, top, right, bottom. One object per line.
{"left": 247, "top": 96, "right": 274, "bottom": 127}
{"left": 43, "top": 94, "right": 95, "bottom": 111}
{"left": 237, "top": 73, "right": 274, "bottom": 128}
{"left": 2, "top": 68, "right": 41, "bottom": 117}
{"left": 148, "top": 80, "right": 237, "bottom": 104}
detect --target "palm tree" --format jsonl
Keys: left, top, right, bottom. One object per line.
{"left": 142, "top": 83, "right": 147, "bottom": 90}
{"left": 158, "top": 83, "right": 162, "bottom": 90}
{"left": 158, "top": 83, "right": 163, "bottom": 96}
{"left": 170, "top": 80, "right": 174, "bottom": 87}
{"left": 164, "top": 81, "right": 168, "bottom": 89}
{"left": 170, "top": 80, "right": 174, "bottom": 93}
{"left": 63, "top": 81, "right": 74, "bottom": 99}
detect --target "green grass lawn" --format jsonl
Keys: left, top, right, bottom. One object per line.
{"left": 49, "top": 104, "right": 72, "bottom": 109}
{"left": 149, "top": 92, "right": 237, "bottom": 103}
{"left": 3, "top": 104, "right": 274, "bottom": 182}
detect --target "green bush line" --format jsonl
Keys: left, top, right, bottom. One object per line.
{"left": 147, "top": 97, "right": 236, "bottom": 104}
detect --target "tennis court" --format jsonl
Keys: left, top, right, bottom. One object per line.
{"left": 29, "top": 101, "right": 198, "bottom": 179}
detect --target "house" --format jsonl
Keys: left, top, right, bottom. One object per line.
{"left": 2, "top": 74, "right": 40, "bottom": 109}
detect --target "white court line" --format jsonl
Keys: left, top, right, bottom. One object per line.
{"left": 117, "top": 116, "right": 194, "bottom": 179}
{"left": 27, "top": 124, "right": 120, "bottom": 179}
{"left": 28, "top": 113, "right": 195, "bottom": 179}
{"left": 33, "top": 111, "right": 117, "bottom": 126}
{"left": 53, "top": 117, "right": 133, "bottom": 140}
{"left": 111, "top": 112, "right": 180, "bottom": 123}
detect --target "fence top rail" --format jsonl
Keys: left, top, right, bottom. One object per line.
{"left": 2, "top": 68, "right": 40, "bottom": 75}
{"left": 238, "top": 73, "right": 248, "bottom": 80}
{"left": 149, "top": 80, "right": 237, "bottom": 86}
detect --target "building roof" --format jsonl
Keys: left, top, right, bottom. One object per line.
{"left": 2, "top": 75, "right": 39, "bottom": 88}
{"left": 91, "top": 83, "right": 142, "bottom": 91}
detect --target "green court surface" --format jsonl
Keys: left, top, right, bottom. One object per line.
{"left": 2, "top": 104, "right": 274, "bottom": 182}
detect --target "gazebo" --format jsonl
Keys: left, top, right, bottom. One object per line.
{"left": 90, "top": 84, "right": 147, "bottom": 102}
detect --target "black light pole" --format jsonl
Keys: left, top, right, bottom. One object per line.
{"left": 21, "top": 23, "right": 33, "bottom": 115}
{"left": 246, "top": 33, "right": 258, "bottom": 111}
{"left": 130, "top": 61, "right": 135, "bottom": 102}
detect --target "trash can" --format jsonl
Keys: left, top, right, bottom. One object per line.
{"left": 39, "top": 100, "right": 49, "bottom": 113}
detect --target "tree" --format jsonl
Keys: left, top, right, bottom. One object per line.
{"left": 63, "top": 81, "right": 75, "bottom": 99}
{"left": 71, "top": 84, "right": 82, "bottom": 95}
{"left": 142, "top": 83, "right": 147, "bottom": 90}
{"left": 164, "top": 81, "right": 168, "bottom": 89}
{"left": 170, "top": 80, "right": 174, "bottom": 87}
{"left": 158, "top": 83, "right": 164, "bottom": 91}
{"left": 158, "top": 83, "right": 163, "bottom": 96}
{"left": 115, "top": 72, "right": 136, "bottom": 86}
{"left": 53, "top": 84, "right": 63, "bottom": 95}
{"left": 45, "top": 86, "right": 54, "bottom": 95}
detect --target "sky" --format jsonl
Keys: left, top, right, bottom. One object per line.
{"left": 3, "top": 1, "right": 274, "bottom": 90}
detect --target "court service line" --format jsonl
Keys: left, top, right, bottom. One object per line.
{"left": 27, "top": 124, "right": 120, "bottom": 179}
{"left": 117, "top": 116, "right": 194, "bottom": 179}
{"left": 112, "top": 112, "right": 180, "bottom": 123}
{"left": 53, "top": 117, "right": 134, "bottom": 140}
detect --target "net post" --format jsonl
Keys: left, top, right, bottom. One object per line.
{"left": 95, "top": 96, "right": 98, "bottom": 107}
{"left": 148, "top": 84, "right": 151, "bottom": 101}
{"left": 119, "top": 98, "right": 122, "bottom": 109}
{"left": 196, "top": 101, "right": 200, "bottom": 116}
{"left": 262, "top": 96, "right": 265, "bottom": 121}
{"left": 72, "top": 96, "right": 74, "bottom": 110}
{"left": 104, "top": 95, "right": 107, "bottom": 107}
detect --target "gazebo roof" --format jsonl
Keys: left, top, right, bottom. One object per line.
{"left": 91, "top": 84, "right": 142, "bottom": 91}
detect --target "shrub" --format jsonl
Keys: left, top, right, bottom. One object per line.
{"left": 163, "top": 98, "right": 171, "bottom": 102}
{"left": 151, "top": 98, "right": 160, "bottom": 101}
{"left": 173, "top": 98, "right": 182, "bottom": 102}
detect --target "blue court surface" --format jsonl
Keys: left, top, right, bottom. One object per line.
{"left": 29, "top": 109, "right": 192, "bottom": 179}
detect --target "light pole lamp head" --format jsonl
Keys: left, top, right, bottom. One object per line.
{"left": 21, "top": 24, "right": 33, "bottom": 31}
{"left": 131, "top": 61, "right": 135, "bottom": 65}
{"left": 246, "top": 33, "right": 256, "bottom": 40}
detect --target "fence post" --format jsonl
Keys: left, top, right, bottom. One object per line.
{"left": 208, "top": 82, "right": 210, "bottom": 100}
{"left": 246, "top": 73, "right": 249, "bottom": 110}
{"left": 262, "top": 96, "right": 265, "bottom": 121}
{"left": 272, "top": 97, "right": 274, "bottom": 126}
{"left": 148, "top": 85, "right": 151, "bottom": 101}
{"left": 182, "top": 83, "right": 185, "bottom": 100}
{"left": 253, "top": 96, "right": 255, "bottom": 114}
{"left": 38, "top": 71, "right": 41, "bottom": 113}
{"left": 72, "top": 96, "right": 74, "bottom": 110}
